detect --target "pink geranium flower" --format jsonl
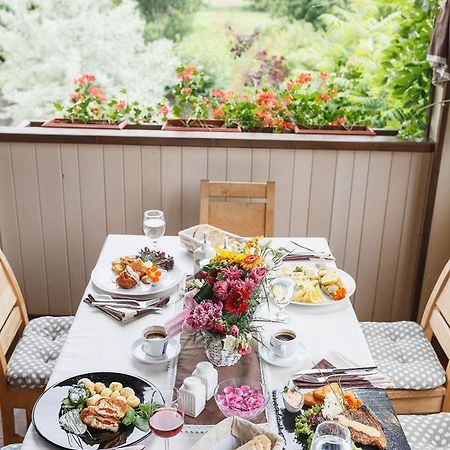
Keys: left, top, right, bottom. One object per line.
{"left": 183, "top": 300, "right": 223, "bottom": 332}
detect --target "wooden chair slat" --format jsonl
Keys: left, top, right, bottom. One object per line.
{"left": 436, "top": 279, "right": 450, "bottom": 327}
{"left": 0, "top": 280, "right": 17, "bottom": 331}
{"left": 199, "top": 180, "right": 275, "bottom": 237}
{"left": 430, "top": 308, "right": 450, "bottom": 360}
{"left": 0, "top": 306, "right": 22, "bottom": 356}
{"left": 209, "top": 202, "right": 266, "bottom": 237}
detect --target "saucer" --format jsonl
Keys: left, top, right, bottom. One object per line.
{"left": 259, "top": 341, "right": 308, "bottom": 367}
{"left": 132, "top": 338, "right": 181, "bottom": 364}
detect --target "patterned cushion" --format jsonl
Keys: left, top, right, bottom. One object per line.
{"left": 360, "top": 321, "right": 446, "bottom": 390}
{"left": 399, "top": 413, "right": 450, "bottom": 450}
{"left": 1, "top": 445, "right": 22, "bottom": 450}
{"left": 6, "top": 316, "right": 73, "bottom": 389}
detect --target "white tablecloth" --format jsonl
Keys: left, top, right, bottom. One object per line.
{"left": 22, "top": 235, "right": 374, "bottom": 449}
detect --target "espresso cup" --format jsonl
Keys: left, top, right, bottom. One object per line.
{"left": 142, "top": 325, "right": 169, "bottom": 358}
{"left": 269, "top": 328, "right": 298, "bottom": 357}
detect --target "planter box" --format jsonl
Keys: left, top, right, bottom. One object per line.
{"left": 295, "top": 125, "right": 376, "bottom": 136}
{"left": 243, "top": 127, "right": 294, "bottom": 134}
{"left": 42, "top": 118, "right": 127, "bottom": 130}
{"left": 162, "top": 119, "right": 241, "bottom": 132}
{"left": 123, "top": 123, "right": 162, "bottom": 130}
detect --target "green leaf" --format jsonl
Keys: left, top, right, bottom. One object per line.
{"left": 122, "top": 407, "right": 136, "bottom": 427}
{"left": 134, "top": 415, "right": 149, "bottom": 432}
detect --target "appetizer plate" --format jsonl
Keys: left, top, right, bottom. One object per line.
{"left": 32, "top": 372, "right": 163, "bottom": 450}
{"left": 290, "top": 269, "right": 356, "bottom": 307}
{"left": 91, "top": 263, "right": 184, "bottom": 297}
{"left": 132, "top": 338, "right": 181, "bottom": 365}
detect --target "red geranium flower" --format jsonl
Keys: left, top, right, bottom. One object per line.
{"left": 70, "top": 92, "right": 83, "bottom": 102}
{"left": 159, "top": 104, "right": 169, "bottom": 117}
{"left": 212, "top": 107, "right": 224, "bottom": 118}
{"left": 297, "top": 73, "right": 312, "bottom": 85}
{"left": 114, "top": 100, "right": 127, "bottom": 110}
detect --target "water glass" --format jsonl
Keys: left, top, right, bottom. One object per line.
{"left": 311, "top": 421, "right": 352, "bottom": 450}
{"left": 143, "top": 210, "right": 166, "bottom": 249}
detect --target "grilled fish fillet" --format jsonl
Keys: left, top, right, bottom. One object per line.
{"left": 336, "top": 407, "right": 387, "bottom": 450}
{"left": 80, "top": 398, "right": 128, "bottom": 432}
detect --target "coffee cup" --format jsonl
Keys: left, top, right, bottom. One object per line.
{"left": 269, "top": 328, "right": 298, "bottom": 357}
{"left": 142, "top": 325, "right": 169, "bottom": 357}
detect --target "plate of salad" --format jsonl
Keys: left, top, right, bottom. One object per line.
{"left": 32, "top": 372, "right": 164, "bottom": 450}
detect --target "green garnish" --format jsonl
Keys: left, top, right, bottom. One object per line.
{"left": 294, "top": 405, "right": 322, "bottom": 449}
{"left": 122, "top": 401, "right": 163, "bottom": 432}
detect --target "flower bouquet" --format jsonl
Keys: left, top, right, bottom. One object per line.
{"left": 182, "top": 238, "right": 279, "bottom": 367}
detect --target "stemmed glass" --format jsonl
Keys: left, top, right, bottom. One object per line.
{"left": 311, "top": 421, "right": 352, "bottom": 450}
{"left": 270, "top": 278, "right": 295, "bottom": 323}
{"left": 143, "top": 210, "right": 166, "bottom": 250}
{"left": 149, "top": 388, "right": 184, "bottom": 450}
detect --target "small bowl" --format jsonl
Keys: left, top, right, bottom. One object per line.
{"left": 282, "top": 386, "right": 304, "bottom": 413}
{"left": 214, "top": 377, "right": 269, "bottom": 421}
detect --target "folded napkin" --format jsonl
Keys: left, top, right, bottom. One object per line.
{"left": 83, "top": 297, "right": 166, "bottom": 323}
{"left": 293, "top": 359, "right": 395, "bottom": 389}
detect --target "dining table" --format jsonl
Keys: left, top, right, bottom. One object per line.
{"left": 22, "top": 234, "right": 376, "bottom": 450}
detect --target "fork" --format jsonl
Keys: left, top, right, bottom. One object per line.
{"left": 294, "top": 370, "right": 380, "bottom": 384}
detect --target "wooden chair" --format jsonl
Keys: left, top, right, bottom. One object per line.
{"left": 0, "top": 249, "right": 73, "bottom": 443}
{"left": 362, "top": 259, "right": 450, "bottom": 414}
{"left": 0, "top": 248, "right": 42, "bottom": 443}
{"left": 199, "top": 180, "right": 275, "bottom": 237}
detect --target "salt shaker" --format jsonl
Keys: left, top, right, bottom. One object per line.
{"left": 193, "top": 232, "right": 215, "bottom": 274}
{"left": 179, "top": 376, "right": 206, "bottom": 418}
{"left": 192, "top": 361, "right": 218, "bottom": 400}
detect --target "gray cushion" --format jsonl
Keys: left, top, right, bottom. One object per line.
{"left": 360, "top": 321, "right": 446, "bottom": 390}
{"left": 399, "top": 413, "right": 450, "bottom": 450}
{"left": 1, "top": 445, "right": 22, "bottom": 450}
{"left": 6, "top": 316, "right": 73, "bottom": 389}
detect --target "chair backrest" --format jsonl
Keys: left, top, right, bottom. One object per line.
{"left": 0, "top": 248, "right": 28, "bottom": 380}
{"left": 199, "top": 180, "right": 275, "bottom": 237}
{"left": 421, "top": 259, "right": 450, "bottom": 410}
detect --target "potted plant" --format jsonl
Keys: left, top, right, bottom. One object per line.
{"left": 162, "top": 66, "right": 241, "bottom": 132}
{"left": 45, "top": 74, "right": 156, "bottom": 129}
{"left": 281, "top": 72, "right": 375, "bottom": 136}
{"left": 181, "top": 238, "right": 280, "bottom": 367}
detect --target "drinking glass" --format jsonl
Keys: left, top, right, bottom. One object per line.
{"left": 143, "top": 210, "right": 166, "bottom": 249}
{"left": 270, "top": 279, "right": 294, "bottom": 323}
{"left": 311, "top": 421, "right": 352, "bottom": 450}
{"left": 149, "top": 388, "right": 184, "bottom": 450}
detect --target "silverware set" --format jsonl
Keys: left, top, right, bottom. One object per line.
{"left": 291, "top": 366, "right": 381, "bottom": 384}
{"left": 85, "top": 293, "right": 169, "bottom": 312}
{"left": 280, "top": 241, "right": 336, "bottom": 261}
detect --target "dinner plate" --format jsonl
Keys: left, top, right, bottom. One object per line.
{"left": 32, "top": 372, "right": 164, "bottom": 450}
{"left": 91, "top": 262, "right": 184, "bottom": 297}
{"left": 289, "top": 268, "right": 356, "bottom": 307}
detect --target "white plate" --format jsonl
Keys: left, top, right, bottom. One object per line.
{"left": 91, "top": 262, "right": 184, "bottom": 297}
{"left": 289, "top": 268, "right": 356, "bottom": 307}
{"left": 259, "top": 341, "right": 308, "bottom": 368}
{"left": 132, "top": 338, "right": 180, "bottom": 364}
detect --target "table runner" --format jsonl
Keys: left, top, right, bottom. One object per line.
{"left": 175, "top": 333, "right": 267, "bottom": 428}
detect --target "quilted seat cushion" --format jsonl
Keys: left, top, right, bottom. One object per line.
{"left": 360, "top": 321, "right": 446, "bottom": 390}
{"left": 399, "top": 413, "right": 450, "bottom": 450}
{"left": 6, "top": 316, "right": 73, "bottom": 389}
{"left": 1, "top": 445, "right": 22, "bottom": 450}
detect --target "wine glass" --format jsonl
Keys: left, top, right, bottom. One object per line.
{"left": 149, "top": 388, "right": 184, "bottom": 450}
{"left": 311, "top": 421, "right": 352, "bottom": 450}
{"left": 143, "top": 210, "right": 166, "bottom": 250}
{"left": 270, "top": 278, "right": 295, "bottom": 323}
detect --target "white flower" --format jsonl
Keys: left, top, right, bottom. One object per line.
{"left": 222, "top": 335, "right": 237, "bottom": 353}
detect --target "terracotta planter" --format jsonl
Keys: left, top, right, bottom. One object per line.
{"left": 162, "top": 119, "right": 241, "bottom": 132}
{"left": 294, "top": 125, "right": 376, "bottom": 136}
{"left": 243, "top": 127, "right": 294, "bottom": 134}
{"left": 42, "top": 118, "right": 127, "bottom": 130}
{"left": 124, "top": 123, "right": 162, "bottom": 130}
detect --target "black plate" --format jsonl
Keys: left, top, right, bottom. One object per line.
{"left": 272, "top": 388, "right": 411, "bottom": 450}
{"left": 32, "top": 372, "right": 164, "bottom": 450}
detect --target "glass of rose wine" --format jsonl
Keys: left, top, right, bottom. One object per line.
{"left": 149, "top": 388, "right": 184, "bottom": 450}
{"left": 143, "top": 210, "right": 166, "bottom": 250}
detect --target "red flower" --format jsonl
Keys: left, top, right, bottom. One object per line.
{"left": 87, "top": 86, "right": 107, "bottom": 102}
{"left": 297, "top": 72, "right": 312, "bottom": 85}
{"left": 225, "top": 295, "right": 249, "bottom": 315}
{"left": 320, "top": 93, "right": 331, "bottom": 102}
{"left": 74, "top": 73, "right": 96, "bottom": 86}
{"left": 114, "top": 100, "right": 127, "bottom": 110}
{"left": 319, "top": 71, "right": 329, "bottom": 81}
{"left": 332, "top": 116, "right": 346, "bottom": 126}
{"left": 211, "top": 88, "right": 226, "bottom": 99}
{"left": 176, "top": 65, "right": 198, "bottom": 81}
{"left": 84, "top": 73, "right": 96, "bottom": 83}
{"left": 181, "top": 87, "right": 192, "bottom": 96}
{"left": 159, "top": 104, "right": 169, "bottom": 117}
{"left": 257, "top": 91, "right": 277, "bottom": 110}
{"left": 70, "top": 92, "right": 83, "bottom": 102}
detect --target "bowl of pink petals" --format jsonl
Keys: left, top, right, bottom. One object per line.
{"left": 214, "top": 377, "right": 269, "bottom": 420}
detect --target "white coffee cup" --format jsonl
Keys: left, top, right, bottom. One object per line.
{"left": 269, "top": 328, "right": 298, "bottom": 357}
{"left": 142, "top": 325, "right": 169, "bottom": 357}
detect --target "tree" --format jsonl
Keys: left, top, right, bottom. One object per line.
{"left": 0, "top": 0, "right": 179, "bottom": 124}
{"left": 135, "top": 0, "right": 203, "bottom": 42}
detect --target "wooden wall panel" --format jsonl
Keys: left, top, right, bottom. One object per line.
{"left": 0, "top": 142, "right": 432, "bottom": 320}
{"left": 36, "top": 143, "right": 71, "bottom": 315}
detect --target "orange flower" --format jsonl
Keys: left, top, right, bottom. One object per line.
{"left": 320, "top": 93, "right": 331, "bottom": 102}
{"left": 70, "top": 92, "right": 83, "bottom": 101}
{"left": 114, "top": 100, "right": 127, "bottom": 110}
{"left": 257, "top": 91, "right": 277, "bottom": 110}
{"left": 297, "top": 72, "right": 312, "bottom": 85}
{"left": 176, "top": 65, "right": 198, "bottom": 81}
{"left": 241, "top": 254, "right": 263, "bottom": 270}
{"left": 332, "top": 116, "right": 346, "bottom": 126}
{"left": 211, "top": 88, "right": 226, "bottom": 99}
{"left": 181, "top": 87, "right": 192, "bottom": 96}
{"left": 212, "top": 107, "right": 225, "bottom": 118}
{"left": 319, "top": 71, "right": 328, "bottom": 81}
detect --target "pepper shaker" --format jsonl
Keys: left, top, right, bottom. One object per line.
{"left": 178, "top": 376, "right": 206, "bottom": 418}
{"left": 192, "top": 361, "right": 218, "bottom": 400}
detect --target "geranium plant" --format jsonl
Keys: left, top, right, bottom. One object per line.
{"left": 54, "top": 74, "right": 155, "bottom": 125}
{"left": 182, "top": 237, "right": 281, "bottom": 358}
